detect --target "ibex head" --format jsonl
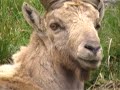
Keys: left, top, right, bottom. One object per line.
{"left": 22, "top": 0, "right": 104, "bottom": 70}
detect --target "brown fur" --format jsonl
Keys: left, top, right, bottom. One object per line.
{"left": 0, "top": 0, "right": 104, "bottom": 90}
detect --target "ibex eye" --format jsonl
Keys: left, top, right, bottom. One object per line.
{"left": 50, "top": 23, "right": 60, "bottom": 31}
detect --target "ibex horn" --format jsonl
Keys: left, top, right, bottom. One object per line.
{"left": 40, "top": 0, "right": 66, "bottom": 10}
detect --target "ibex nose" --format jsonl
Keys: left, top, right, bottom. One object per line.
{"left": 84, "top": 42, "right": 101, "bottom": 55}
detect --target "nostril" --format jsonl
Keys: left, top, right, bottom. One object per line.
{"left": 84, "top": 44, "right": 100, "bottom": 54}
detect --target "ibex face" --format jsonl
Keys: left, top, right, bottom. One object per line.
{"left": 22, "top": 0, "right": 104, "bottom": 69}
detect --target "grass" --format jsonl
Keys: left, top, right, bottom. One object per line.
{"left": 0, "top": 0, "right": 120, "bottom": 89}
{"left": 0, "top": 0, "right": 44, "bottom": 63}
{"left": 86, "top": 3, "right": 120, "bottom": 89}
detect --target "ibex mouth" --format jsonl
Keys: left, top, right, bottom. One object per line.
{"left": 78, "top": 57, "right": 100, "bottom": 65}
{"left": 85, "top": 60, "right": 99, "bottom": 64}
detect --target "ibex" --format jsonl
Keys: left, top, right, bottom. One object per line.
{"left": 0, "top": 0, "right": 104, "bottom": 90}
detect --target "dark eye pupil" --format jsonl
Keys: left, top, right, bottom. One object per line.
{"left": 50, "top": 23, "right": 59, "bottom": 31}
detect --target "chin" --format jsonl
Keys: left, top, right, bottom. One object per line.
{"left": 77, "top": 58, "right": 102, "bottom": 70}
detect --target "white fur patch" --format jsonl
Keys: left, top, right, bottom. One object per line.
{"left": 0, "top": 46, "right": 26, "bottom": 78}
{"left": 0, "top": 63, "right": 21, "bottom": 78}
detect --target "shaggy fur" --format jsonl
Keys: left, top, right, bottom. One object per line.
{"left": 0, "top": 0, "right": 104, "bottom": 90}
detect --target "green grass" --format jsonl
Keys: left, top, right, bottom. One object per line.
{"left": 86, "top": 3, "right": 120, "bottom": 89}
{"left": 0, "top": 0, "right": 120, "bottom": 89}
{"left": 100, "top": 3, "right": 120, "bottom": 80}
{"left": 0, "top": 0, "right": 44, "bottom": 63}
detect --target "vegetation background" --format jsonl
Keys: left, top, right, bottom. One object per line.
{"left": 0, "top": 0, "right": 120, "bottom": 89}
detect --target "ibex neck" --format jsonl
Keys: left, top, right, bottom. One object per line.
{"left": 28, "top": 57, "right": 84, "bottom": 90}
{"left": 19, "top": 32, "right": 84, "bottom": 90}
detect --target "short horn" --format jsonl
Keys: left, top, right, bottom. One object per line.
{"left": 40, "top": 0, "right": 66, "bottom": 10}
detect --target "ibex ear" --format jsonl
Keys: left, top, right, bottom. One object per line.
{"left": 98, "top": 0, "right": 104, "bottom": 22}
{"left": 22, "top": 2, "right": 42, "bottom": 30}
{"left": 95, "top": 0, "right": 104, "bottom": 28}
